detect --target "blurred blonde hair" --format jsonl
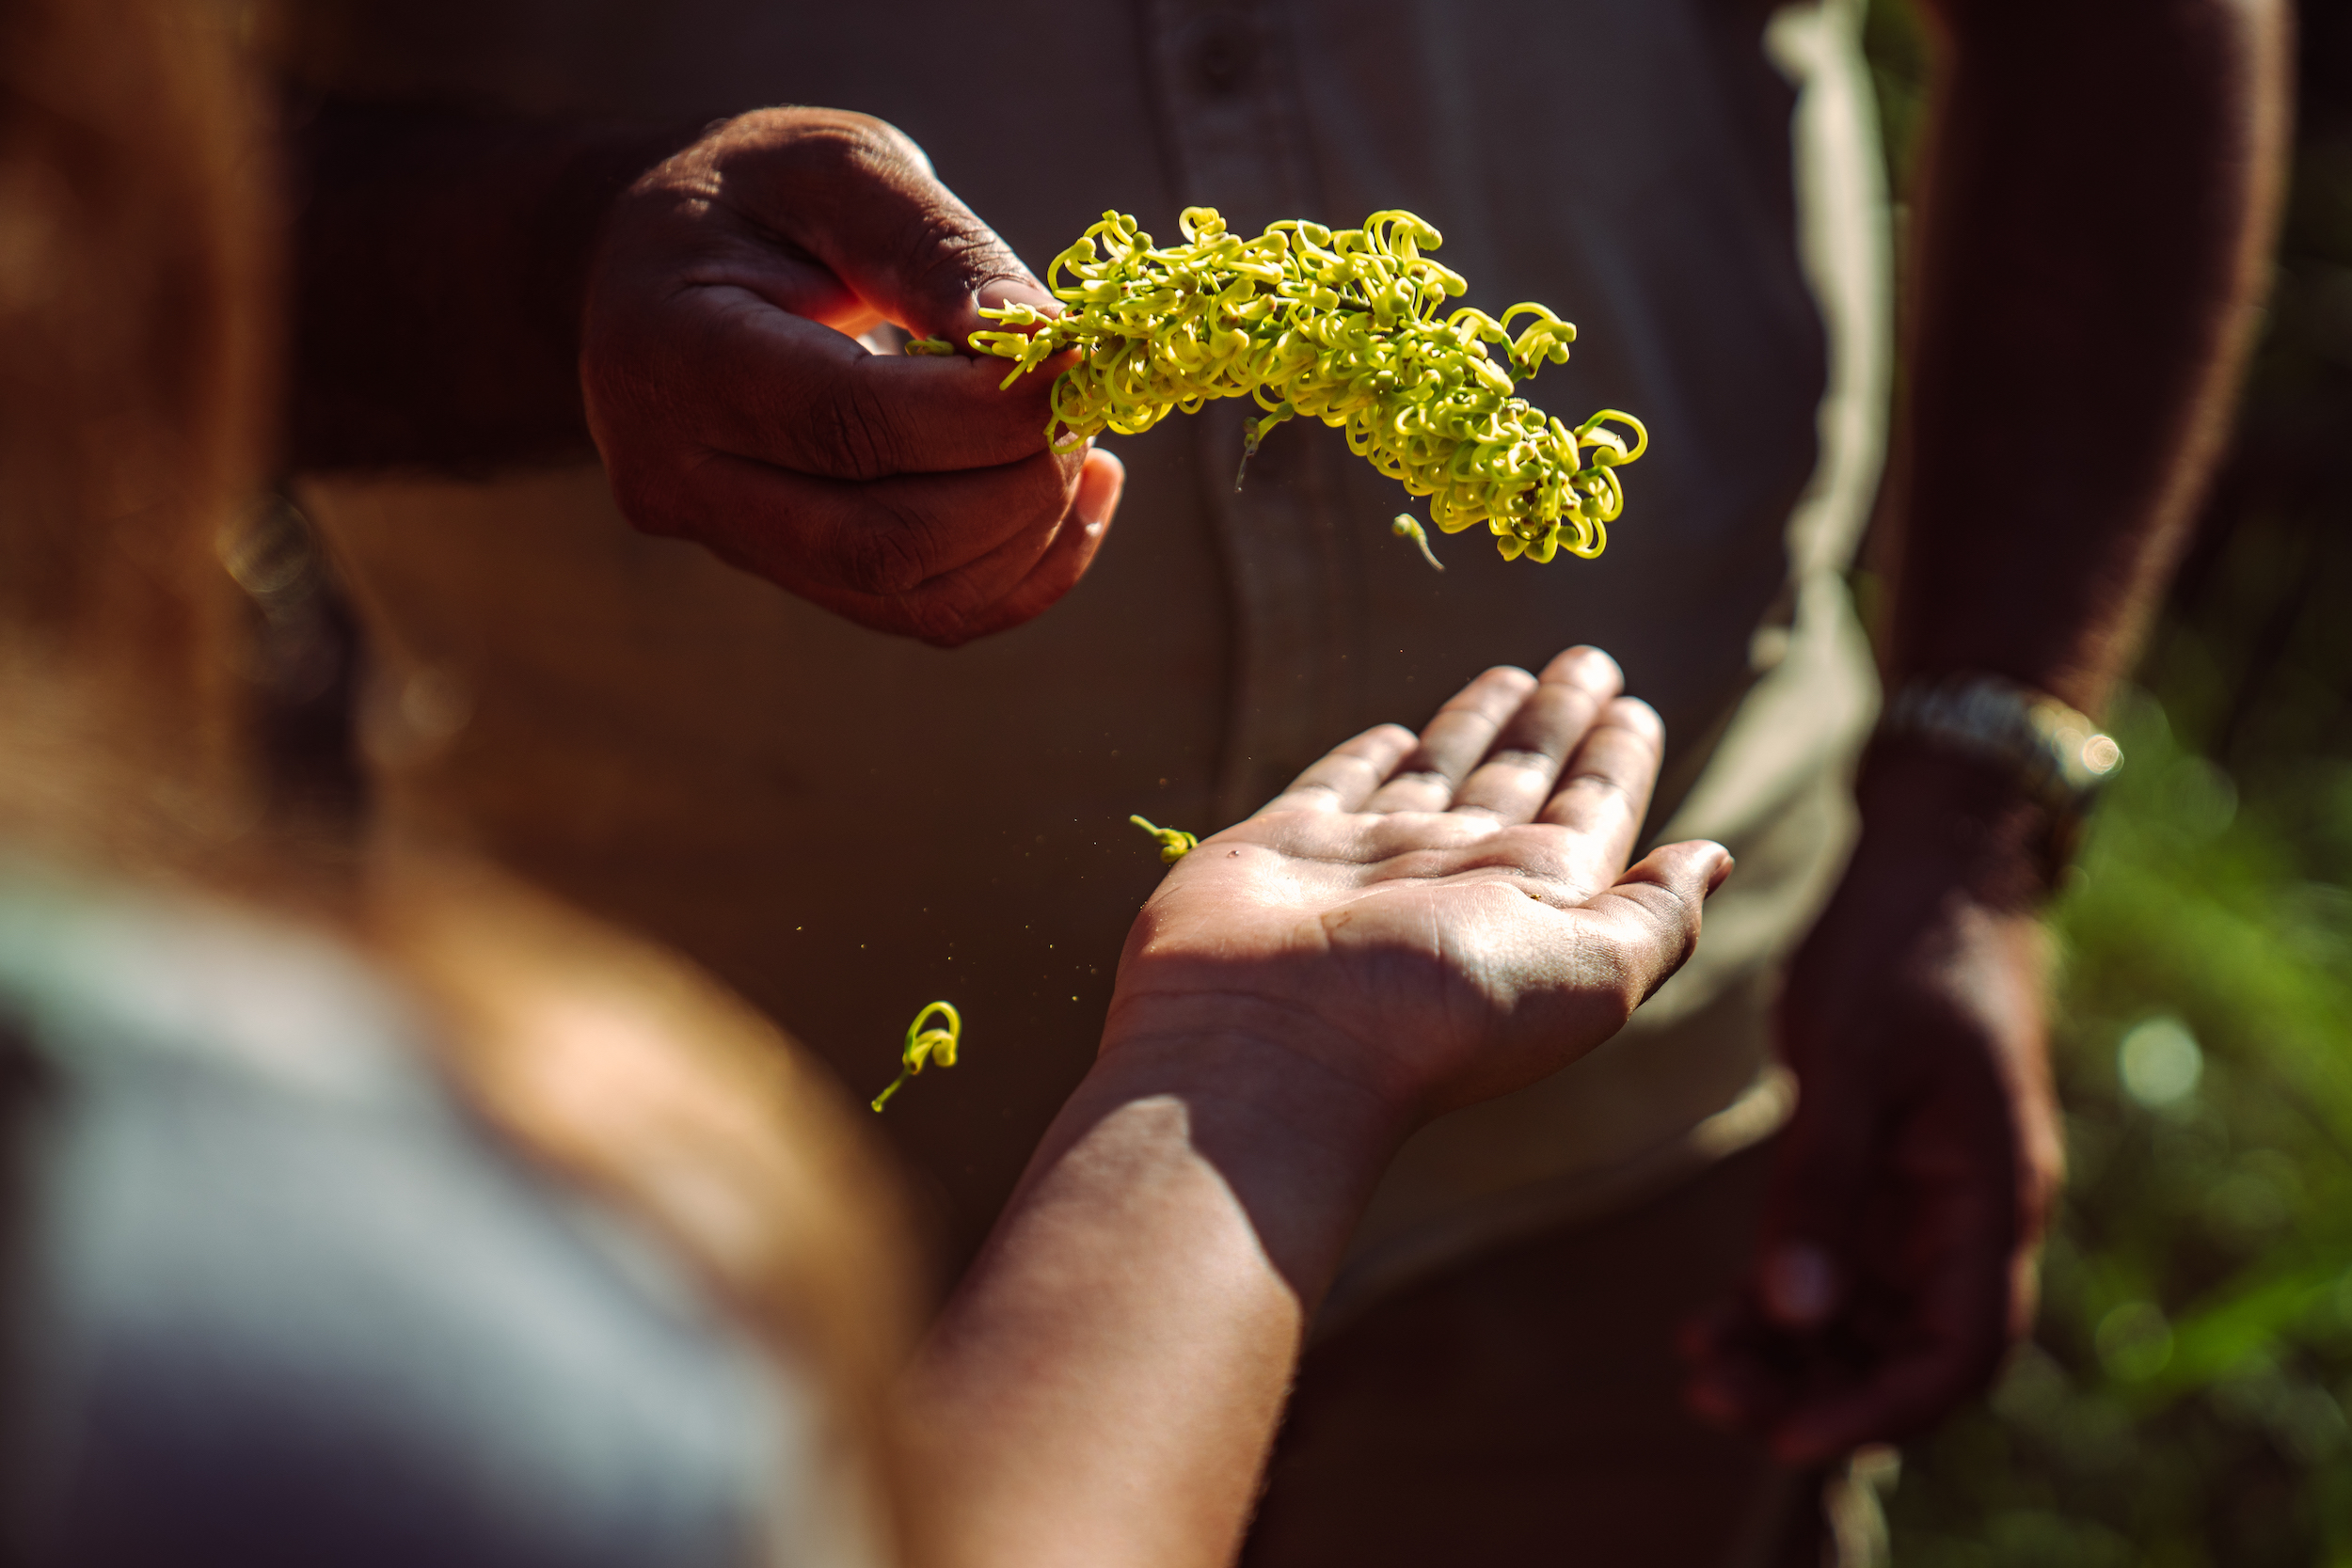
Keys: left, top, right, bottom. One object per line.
{"left": 0, "top": 0, "right": 267, "bottom": 859}
{"left": 0, "top": 0, "right": 914, "bottom": 1554}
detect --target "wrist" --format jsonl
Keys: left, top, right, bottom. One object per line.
{"left": 1852, "top": 739, "right": 2069, "bottom": 911}
{"left": 1093, "top": 1002, "right": 1415, "bottom": 1152}
{"left": 1864, "top": 673, "right": 2122, "bottom": 903}
{"left": 1094, "top": 990, "right": 1417, "bottom": 1166}
{"left": 1047, "top": 1017, "right": 1414, "bottom": 1307}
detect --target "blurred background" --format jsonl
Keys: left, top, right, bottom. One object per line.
{"left": 1862, "top": 2, "right": 2352, "bottom": 1561}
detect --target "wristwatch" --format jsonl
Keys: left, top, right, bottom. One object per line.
{"left": 1876, "top": 673, "right": 2123, "bottom": 874}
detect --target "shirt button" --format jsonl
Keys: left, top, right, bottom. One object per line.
{"left": 1188, "top": 10, "right": 1257, "bottom": 98}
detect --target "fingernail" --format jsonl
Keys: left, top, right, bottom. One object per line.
{"left": 1761, "top": 1243, "right": 1838, "bottom": 1327}
{"left": 1566, "top": 645, "right": 1622, "bottom": 689}
{"left": 1706, "top": 847, "right": 1736, "bottom": 893}
{"left": 1077, "top": 449, "right": 1125, "bottom": 529}
{"left": 977, "top": 277, "right": 1061, "bottom": 319}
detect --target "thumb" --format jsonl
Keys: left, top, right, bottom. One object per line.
{"left": 1576, "top": 839, "right": 1734, "bottom": 1012}
{"left": 741, "top": 109, "right": 1052, "bottom": 346}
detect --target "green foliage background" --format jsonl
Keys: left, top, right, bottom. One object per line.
{"left": 1864, "top": 3, "right": 2352, "bottom": 1561}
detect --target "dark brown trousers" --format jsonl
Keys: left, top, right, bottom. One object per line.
{"left": 1244, "top": 1141, "right": 1833, "bottom": 1568}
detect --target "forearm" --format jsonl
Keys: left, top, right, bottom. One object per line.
{"left": 1885, "top": 0, "right": 2291, "bottom": 715}
{"left": 905, "top": 1029, "right": 1406, "bottom": 1568}
{"left": 287, "top": 96, "right": 693, "bottom": 471}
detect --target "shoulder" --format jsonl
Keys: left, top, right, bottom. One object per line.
{"left": 0, "top": 864, "right": 788, "bottom": 1568}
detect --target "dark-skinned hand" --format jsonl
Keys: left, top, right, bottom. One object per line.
{"left": 1681, "top": 743, "right": 2066, "bottom": 1463}
{"left": 580, "top": 107, "right": 1124, "bottom": 646}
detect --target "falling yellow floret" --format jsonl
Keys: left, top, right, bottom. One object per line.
{"left": 869, "top": 1001, "right": 962, "bottom": 1113}
{"left": 970, "top": 207, "right": 1645, "bottom": 565}
{"left": 1392, "top": 514, "right": 1446, "bottom": 572}
{"left": 1129, "top": 815, "right": 1200, "bottom": 863}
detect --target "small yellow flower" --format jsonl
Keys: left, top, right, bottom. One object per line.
{"left": 870, "top": 1001, "right": 963, "bottom": 1113}
{"left": 1129, "top": 815, "right": 1200, "bottom": 863}
{"left": 1391, "top": 514, "right": 1445, "bottom": 572}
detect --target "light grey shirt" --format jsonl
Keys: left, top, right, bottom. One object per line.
{"left": 0, "top": 864, "right": 833, "bottom": 1566}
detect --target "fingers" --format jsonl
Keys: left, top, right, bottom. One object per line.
{"left": 587, "top": 108, "right": 1075, "bottom": 496}
{"left": 943, "top": 449, "right": 1126, "bottom": 644}
{"left": 1770, "top": 1063, "right": 2023, "bottom": 1460}
{"left": 628, "top": 285, "right": 1073, "bottom": 481}
{"left": 615, "top": 440, "right": 1076, "bottom": 606}
{"left": 1450, "top": 646, "right": 1623, "bottom": 823}
{"left": 1359, "top": 666, "right": 1538, "bottom": 814}
{"left": 1253, "top": 647, "right": 1656, "bottom": 832}
{"left": 1257, "top": 725, "right": 1422, "bottom": 816}
{"left": 1686, "top": 1073, "right": 2024, "bottom": 1462}
{"left": 1538, "top": 696, "right": 1667, "bottom": 894}
{"left": 1751, "top": 1072, "right": 1881, "bottom": 1336}
{"left": 1765, "top": 1249, "right": 2010, "bottom": 1463}
{"left": 1686, "top": 1187, "right": 2017, "bottom": 1465}
{"left": 582, "top": 109, "right": 1127, "bottom": 646}
{"left": 715, "top": 108, "right": 1053, "bottom": 347}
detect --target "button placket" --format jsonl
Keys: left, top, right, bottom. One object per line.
{"left": 1137, "top": 0, "right": 1359, "bottom": 824}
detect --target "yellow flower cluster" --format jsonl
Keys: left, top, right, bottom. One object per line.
{"left": 968, "top": 207, "right": 1645, "bottom": 564}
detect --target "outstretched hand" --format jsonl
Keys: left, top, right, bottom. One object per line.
{"left": 581, "top": 107, "right": 1123, "bottom": 645}
{"left": 1104, "top": 647, "right": 1733, "bottom": 1126}
{"left": 920, "top": 648, "right": 1728, "bottom": 1568}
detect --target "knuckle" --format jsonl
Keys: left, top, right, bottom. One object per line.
{"left": 1486, "top": 745, "right": 1553, "bottom": 775}
{"left": 904, "top": 598, "right": 981, "bottom": 647}
{"left": 836, "top": 510, "right": 933, "bottom": 595}
{"left": 617, "top": 493, "right": 688, "bottom": 542}
{"left": 1607, "top": 696, "right": 1666, "bottom": 744}
{"left": 1620, "top": 880, "right": 1704, "bottom": 1005}
{"left": 774, "top": 110, "right": 907, "bottom": 175}
{"left": 622, "top": 495, "right": 690, "bottom": 542}
{"left": 903, "top": 205, "right": 1025, "bottom": 299}
{"left": 1391, "top": 766, "right": 1448, "bottom": 793}
{"left": 993, "top": 449, "right": 1081, "bottom": 533}
{"left": 838, "top": 113, "right": 930, "bottom": 174}
{"left": 812, "top": 372, "right": 912, "bottom": 481}
{"left": 601, "top": 457, "right": 689, "bottom": 541}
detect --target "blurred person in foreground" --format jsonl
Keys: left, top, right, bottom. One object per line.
{"left": 275, "top": 0, "right": 2289, "bottom": 1560}
{"left": 0, "top": 3, "right": 1741, "bottom": 1564}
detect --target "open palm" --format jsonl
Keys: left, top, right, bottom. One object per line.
{"left": 1106, "top": 648, "right": 1733, "bottom": 1126}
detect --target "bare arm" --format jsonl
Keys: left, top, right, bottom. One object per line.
{"left": 906, "top": 651, "right": 1732, "bottom": 1568}
{"left": 1688, "top": 0, "right": 2291, "bottom": 1463}
{"left": 1887, "top": 0, "right": 2291, "bottom": 708}
{"left": 904, "top": 1046, "right": 1398, "bottom": 1568}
